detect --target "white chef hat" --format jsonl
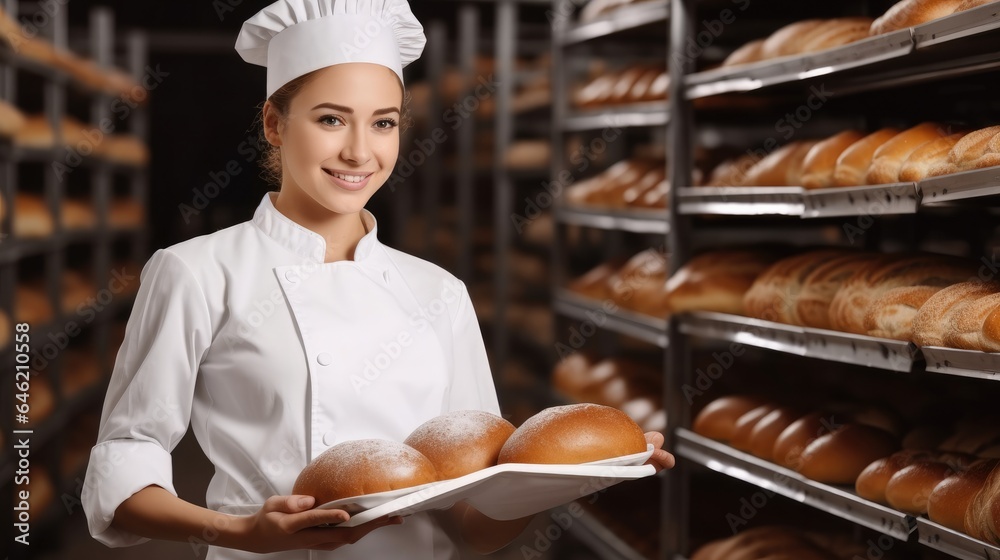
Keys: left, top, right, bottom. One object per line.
{"left": 235, "top": 0, "right": 425, "bottom": 98}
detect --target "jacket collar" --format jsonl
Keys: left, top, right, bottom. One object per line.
{"left": 252, "top": 191, "right": 385, "bottom": 266}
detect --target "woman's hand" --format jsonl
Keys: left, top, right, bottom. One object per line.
{"left": 644, "top": 431, "right": 676, "bottom": 473}
{"left": 232, "top": 495, "right": 403, "bottom": 553}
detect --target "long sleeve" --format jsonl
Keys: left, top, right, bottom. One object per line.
{"left": 446, "top": 280, "right": 501, "bottom": 416}
{"left": 82, "top": 249, "right": 213, "bottom": 547}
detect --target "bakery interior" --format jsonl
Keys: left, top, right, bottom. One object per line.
{"left": 7, "top": 0, "right": 1000, "bottom": 558}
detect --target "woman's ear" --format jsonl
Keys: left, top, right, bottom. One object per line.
{"left": 262, "top": 101, "right": 283, "bottom": 147}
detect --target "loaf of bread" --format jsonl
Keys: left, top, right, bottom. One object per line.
{"left": 404, "top": 410, "right": 515, "bottom": 480}
{"left": 742, "top": 141, "right": 818, "bottom": 187}
{"left": 965, "top": 459, "right": 1000, "bottom": 544}
{"left": 796, "top": 424, "right": 899, "bottom": 484}
{"left": 929, "top": 458, "right": 998, "bottom": 533}
{"left": 626, "top": 68, "right": 662, "bottom": 103}
{"left": 772, "top": 411, "right": 833, "bottom": 469}
{"left": 944, "top": 292, "right": 1000, "bottom": 350}
{"left": 748, "top": 407, "right": 805, "bottom": 461}
{"left": 799, "top": 18, "right": 874, "bottom": 54}
{"left": 938, "top": 415, "right": 1000, "bottom": 455}
{"left": 0, "top": 99, "right": 25, "bottom": 137}
{"left": 722, "top": 39, "right": 766, "bottom": 67}
{"left": 743, "top": 249, "right": 851, "bottom": 325}
{"left": 609, "top": 249, "right": 669, "bottom": 316}
{"left": 587, "top": 160, "right": 663, "bottom": 207}
{"left": 613, "top": 166, "right": 666, "bottom": 209}
{"left": 902, "top": 424, "right": 951, "bottom": 450}
{"left": 62, "top": 270, "right": 96, "bottom": 314}
{"left": 760, "top": 20, "right": 827, "bottom": 59}
{"left": 730, "top": 404, "right": 779, "bottom": 452}
{"left": 886, "top": 454, "right": 974, "bottom": 515}
{"left": 568, "top": 260, "right": 622, "bottom": 301}
{"left": 62, "top": 198, "right": 97, "bottom": 231}
{"left": 705, "top": 154, "right": 758, "bottom": 187}
{"left": 13, "top": 115, "right": 56, "bottom": 149}
{"left": 828, "top": 253, "right": 979, "bottom": 335}
{"left": 609, "top": 67, "right": 649, "bottom": 104}
{"left": 898, "top": 132, "right": 966, "bottom": 182}
{"left": 866, "top": 122, "right": 949, "bottom": 184}
{"left": 665, "top": 250, "right": 781, "bottom": 315}
{"left": 552, "top": 353, "right": 594, "bottom": 399}
{"left": 292, "top": 439, "right": 438, "bottom": 505}
{"left": 693, "top": 526, "right": 842, "bottom": 560}
{"left": 801, "top": 131, "right": 866, "bottom": 189}
{"left": 623, "top": 169, "right": 668, "bottom": 207}
{"left": 567, "top": 159, "right": 639, "bottom": 206}
{"left": 912, "top": 281, "right": 1000, "bottom": 347}
{"left": 634, "top": 178, "right": 668, "bottom": 208}
{"left": 573, "top": 73, "right": 617, "bottom": 108}
{"left": 796, "top": 252, "right": 882, "bottom": 330}
{"left": 871, "top": 0, "right": 967, "bottom": 35}
{"left": 498, "top": 403, "right": 647, "bottom": 464}
{"left": 857, "top": 449, "right": 937, "bottom": 504}
{"left": 14, "top": 194, "right": 54, "bottom": 238}
{"left": 832, "top": 128, "right": 901, "bottom": 187}
{"left": 928, "top": 125, "right": 1000, "bottom": 177}
{"left": 863, "top": 285, "right": 943, "bottom": 340}
{"left": 109, "top": 198, "right": 144, "bottom": 229}
{"left": 16, "top": 285, "right": 53, "bottom": 325}
{"left": 98, "top": 134, "right": 150, "bottom": 166}
{"left": 693, "top": 396, "right": 768, "bottom": 443}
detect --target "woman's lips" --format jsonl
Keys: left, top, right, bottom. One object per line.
{"left": 324, "top": 169, "right": 372, "bottom": 192}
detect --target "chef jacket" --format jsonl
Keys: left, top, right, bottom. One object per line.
{"left": 82, "top": 192, "right": 500, "bottom": 559}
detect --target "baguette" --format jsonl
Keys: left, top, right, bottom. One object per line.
{"left": 871, "top": 0, "right": 967, "bottom": 36}
{"left": 760, "top": 20, "right": 827, "bottom": 60}
{"left": 801, "top": 130, "right": 865, "bottom": 189}
{"left": 743, "top": 141, "right": 817, "bottom": 187}
{"left": 898, "top": 132, "right": 966, "bottom": 182}
{"left": 912, "top": 281, "right": 1000, "bottom": 347}
{"left": 705, "top": 154, "right": 758, "bottom": 187}
{"left": 796, "top": 252, "right": 882, "bottom": 330}
{"left": 864, "top": 285, "right": 943, "bottom": 340}
{"left": 832, "top": 128, "right": 901, "bottom": 187}
{"left": 665, "top": 250, "right": 782, "bottom": 315}
{"left": 799, "top": 18, "right": 874, "bottom": 54}
{"left": 722, "top": 39, "right": 765, "bottom": 67}
{"left": 743, "top": 249, "right": 850, "bottom": 325}
{"left": 866, "top": 122, "right": 949, "bottom": 185}
{"left": 945, "top": 292, "right": 1000, "bottom": 350}
{"left": 932, "top": 125, "right": 1000, "bottom": 176}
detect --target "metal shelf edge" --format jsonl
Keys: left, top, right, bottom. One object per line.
{"left": 919, "top": 167, "right": 1000, "bottom": 204}
{"left": 914, "top": 4, "right": 1000, "bottom": 48}
{"left": 921, "top": 347, "right": 1000, "bottom": 381}
{"left": 675, "top": 428, "right": 915, "bottom": 541}
{"left": 676, "top": 186, "right": 804, "bottom": 217}
{"left": 916, "top": 518, "right": 1000, "bottom": 560}
{"left": 554, "top": 290, "right": 668, "bottom": 348}
{"left": 564, "top": 104, "right": 669, "bottom": 131}
{"left": 801, "top": 183, "right": 920, "bottom": 219}
{"left": 561, "top": 1, "right": 670, "bottom": 46}
{"left": 555, "top": 206, "right": 670, "bottom": 234}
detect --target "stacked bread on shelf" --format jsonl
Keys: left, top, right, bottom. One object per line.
{"left": 14, "top": 193, "right": 55, "bottom": 237}
{"left": 870, "top": 0, "right": 998, "bottom": 35}
{"left": 573, "top": 65, "right": 668, "bottom": 109}
{"left": 568, "top": 249, "right": 670, "bottom": 318}
{"left": 552, "top": 353, "right": 666, "bottom": 433}
{"left": 504, "top": 139, "right": 551, "bottom": 171}
{"left": 721, "top": 18, "right": 874, "bottom": 68}
{"left": 704, "top": 122, "right": 1000, "bottom": 189}
{"left": 12, "top": 114, "right": 151, "bottom": 166}
{"left": 0, "top": 99, "right": 25, "bottom": 137}
{"left": 566, "top": 157, "right": 670, "bottom": 209}
{"left": 691, "top": 526, "right": 883, "bottom": 560}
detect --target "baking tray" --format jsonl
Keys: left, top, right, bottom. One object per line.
{"left": 564, "top": 103, "right": 670, "bottom": 132}
{"left": 801, "top": 183, "right": 920, "bottom": 219}
{"left": 919, "top": 166, "right": 1000, "bottom": 204}
{"left": 914, "top": 2, "right": 1000, "bottom": 48}
{"left": 561, "top": 0, "right": 670, "bottom": 46}
{"left": 555, "top": 205, "right": 670, "bottom": 235}
{"left": 330, "top": 445, "right": 656, "bottom": 527}
{"left": 921, "top": 346, "right": 1000, "bottom": 381}
{"left": 555, "top": 289, "right": 669, "bottom": 348}
{"left": 917, "top": 517, "right": 1000, "bottom": 560}
{"left": 675, "top": 429, "right": 915, "bottom": 540}
{"left": 686, "top": 30, "right": 913, "bottom": 98}
{"left": 676, "top": 186, "right": 804, "bottom": 216}
{"left": 677, "top": 311, "right": 920, "bottom": 372}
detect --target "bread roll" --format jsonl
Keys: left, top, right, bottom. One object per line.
{"left": 665, "top": 250, "right": 781, "bottom": 315}
{"left": 14, "top": 194, "right": 55, "bottom": 238}
{"left": 13, "top": 115, "right": 55, "bottom": 149}
{"left": 864, "top": 285, "right": 943, "bottom": 340}
{"left": 609, "top": 249, "right": 669, "bottom": 316}
{"left": 573, "top": 73, "right": 618, "bottom": 108}
{"left": 62, "top": 198, "right": 97, "bottom": 231}
{"left": 62, "top": 270, "right": 96, "bottom": 314}
{"left": 871, "top": 0, "right": 967, "bottom": 35}
{"left": 568, "top": 259, "right": 623, "bottom": 301}
{"left": 866, "top": 122, "right": 949, "bottom": 184}
{"left": 796, "top": 424, "right": 899, "bottom": 484}
{"left": 0, "top": 99, "right": 25, "bottom": 137}
{"left": 857, "top": 449, "right": 937, "bottom": 504}
{"left": 730, "top": 404, "right": 778, "bottom": 452}
{"left": 292, "top": 439, "right": 438, "bottom": 505}
{"left": 612, "top": 166, "right": 666, "bottom": 209}
{"left": 743, "top": 249, "right": 850, "bottom": 325}
{"left": 693, "top": 396, "right": 768, "bottom": 442}
{"left": 944, "top": 292, "right": 1000, "bottom": 350}
{"left": 773, "top": 411, "right": 855, "bottom": 470}
{"left": 799, "top": 18, "right": 874, "bottom": 54}
{"left": 965, "top": 459, "right": 1000, "bottom": 544}
{"left": 748, "top": 407, "right": 804, "bottom": 461}
{"left": 933, "top": 125, "right": 1000, "bottom": 176}
{"left": 723, "top": 39, "right": 766, "bottom": 67}
{"left": 828, "top": 253, "right": 979, "bottom": 335}
{"left": 742, "top": 141, "right": 818, "bottom": 187}
{"left": 626, "top": 68, "right": 663, "bottom": 103}
{"left": 404, "top": 411, "right": 515, "bottom": 480}
{"left": 898, "top": 132, "right": 965, "bottom": 182}
{"left": 608, "top": 67, "right": 649, "bottom": 105}
{"left": 801, "top": 130, "right": 865, "bottom": 189}
{"left": 505, "top": 140, "right": 550, "bottom": 170}
{"left": 832, "top": 128, "right": 901, "bottom": 187}
{"left": 887, "top": 461, "right": 963, "bottom": 514}
{"left": 795, "top": 252, "right": 881, "bottom": 330}
{"left": 16, "top": 285, "right": 53, "bottom": 325}
{"left": 912, "top": 281, "right": 1000, "bottom": 347}
{"left": 552, "top": 353, "right": 594, "bottom": 399}
{"left": 760, "top": 20, "right": 827, "bottom": 59}
{"left": 109, "top": 198, "right": 144, "bottom": 228}
{"left": 979, "top": 303, "right": 1000, "bottom": 352}
{"left": 620, "top": 397, "right": 659, "bottom": 427}
{"left": 497, "top": 403, "right": 647, "bottom": 464}
{"left": 98, "top": 134, "right": 150, "bottom": 166}
{"left": 930, "top": 458, "right": 998, "bottom": 533}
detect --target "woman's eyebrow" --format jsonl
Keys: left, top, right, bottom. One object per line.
{"left": 311, "top": 102, "right": 399, "bottom": 116}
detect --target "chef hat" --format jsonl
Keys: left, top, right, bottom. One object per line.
{"left": 235, "top": 0, "right": 425, "bottom": 98}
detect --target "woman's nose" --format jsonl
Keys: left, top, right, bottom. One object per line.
{"left": 341, "top": 127, "right": 372, "bottom": 164}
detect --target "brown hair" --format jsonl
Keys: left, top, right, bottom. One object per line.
{"left": 258, "top": 69, "right": 412, "bottom": 186}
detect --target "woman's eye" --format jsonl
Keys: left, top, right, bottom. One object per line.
{"left": 374, "top": 119, "right": 398, "bottom": 130}
{"left": 320, "top": 116, "right": 343, "bottom": 126}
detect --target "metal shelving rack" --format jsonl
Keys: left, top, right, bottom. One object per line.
{"left": 0, "top": 1, "right": 149, "bottom": 551}
{"left": 660, "top": 1, "right": 1000, "bottom": 559}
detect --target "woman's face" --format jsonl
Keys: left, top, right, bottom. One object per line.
{"left": 271, "top": 63, "right": 402, "bottom": 216}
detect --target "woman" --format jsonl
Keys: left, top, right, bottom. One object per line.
{"left": 81, "top": 1, "right": 674, "bottom": 558}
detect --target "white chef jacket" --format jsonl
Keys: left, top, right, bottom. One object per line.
{"left": 82, "top": 192, "right": 500, "bottom": 560}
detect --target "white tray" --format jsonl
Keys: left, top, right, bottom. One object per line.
{"left": 319, "top": 445, "right": 656, "bottom": 527}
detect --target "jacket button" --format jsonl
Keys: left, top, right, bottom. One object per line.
{"left": 322, "top": 431, "right": 336, "bottom": 446}
{"left": 284, "top": 270, "right": 299, "bottom": 283}
{"left": 317, "top": 353, "right": 332, "bottom": 366}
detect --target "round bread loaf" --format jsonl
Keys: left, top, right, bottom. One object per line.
{"left": 748, "top": 407, "right": 804, "bottom": 461}
{"left": 945, "top": 291, "right": 1000, "bottom": 350}
{"left": 796, "top": 252, "right": 882, "bottom": 330}
{"left": 292, "top": 439, "right": 439, "bottom": 505}
{"left": 552, "top": 353, "right": 594, "bottom": 399}
{"left": 965, "top": 459, "right": 1000, "bottom": 544}
{"left": 899, "top": 132, "right": 966, "bottom": 182}
{"left": 797, "top": 424, "right": 899, "bottom": 484}
{"left": 730, "top": 404, "right": 778, "bottom": 452}
{"left": 665, "top": 250, "right": 782, "bottom": 315}
{"left": 865, "top": 122, "right": 948, "bottom": 185}
{"left": 742, "top": 141, "right": 818, "bottom": 187}
{"left": 693, "top": 395, "right": 768, "bottom": 442}
{"left": 801, "top": 130, "right": 866, "bottom": 189}
{"left": 856, "top": 449, "right": 937, "bottom": 504}
{"left": 832, "top": 128, "right": 901, "bottom": 187}
{"left": 886, "top": 461, "right": 962, "bottom": 514}
{"left": 912, "top": 281, "right": 1000, "bottom": 347}
{"left": 497, "top": 403, "right": 647, "bottom": 464}
{"left": 929, "top": 458, "right": 998, "bottom": 533}
{"left": 772, "top": 411, "right": 837, "bottom": 469}
{"left": 404, "top": 410, "right": 515, "bottom": 480}
{"left": 863, "top": 285, "right": 943, "bottom": 340}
